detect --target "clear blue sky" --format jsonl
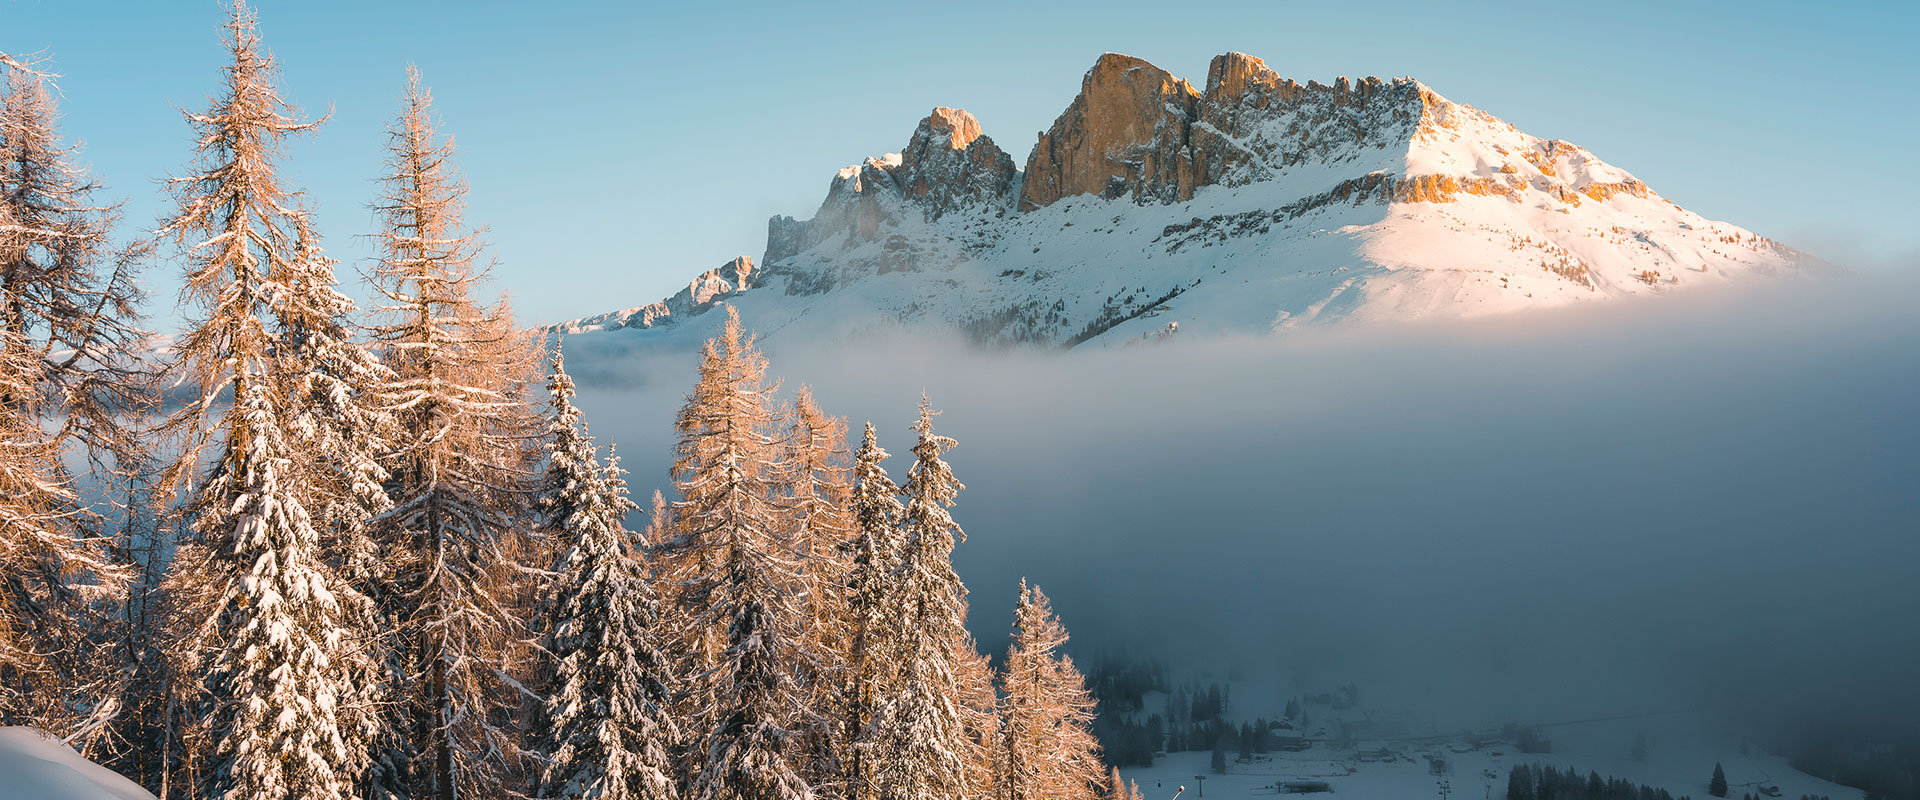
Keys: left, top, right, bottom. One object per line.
{"left": 8, "top": 0, "right": 1917, "bottom": 332}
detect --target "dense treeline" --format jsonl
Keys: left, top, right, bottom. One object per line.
{"left": 0, "top": 5, "right": 1119, "bottom": 800}
{"left": 1786, "top": 734, "right": 1920, "bottom": 800}
{"left": 1084, "top": 652, "right": 1301, "bottom": 770}
{"left": 1507, "top": 765, "right": 1692, "bottom": 800}
{"left": 1087, "top": 656, "right": 1167, "bottom": 767}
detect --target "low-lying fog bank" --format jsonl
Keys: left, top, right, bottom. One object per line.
{"left": 564, "top": 277, "right": 1920, "bottom": 742}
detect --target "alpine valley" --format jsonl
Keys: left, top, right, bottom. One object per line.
{"left": 547, "top": 51, "right": 1825, "bottom": 348}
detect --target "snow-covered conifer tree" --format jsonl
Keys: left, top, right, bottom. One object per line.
{"left": 0, "top": 54, "right": 150, "bottom": 467}
{"left": 657, "top": 306, "right": 784, "bottom": 705}
{"left": 659, "top": 307, "right": 815, "bottom": 800}
{"left": 956, "top": 638, "right": 1003, "bottom": 800}
{"left": 0, "top": 51, "right": 146, "bottom": 744}
{"left": 368, "top": 65, "right": 538, "bottom": 799}
{"left": 780, "top": 386, "right": 855, "bottom": 787}
{"left": 273, "top": 208, "right": 394, "bottom": 585}
{"left": 1000, "top": 581, "right": 1104, "bottom": 800}
{"left": 534, "top": 353, "right": 679, "bottom": 800}
{"left": 842, "top": 421, "right": 903, "bottom": 800}
{"left": 273, "top": 203, "right": 395, "bottom": 789}
{"left": 153, "top": 5, "right": 375, "bottom": 797}
{"left": 691, "top": 585, "right": 814, "bottom": 800}
{"left": 865, "top": 397, "right": 979, "bottom": 800}
{"left": 1105, "top": 766, "right": 1143, "bottom": 800}
{"left": 0, "top": 326, "right": 124, "bottom": 734}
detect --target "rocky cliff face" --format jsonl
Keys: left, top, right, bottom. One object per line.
{"left": 556, "top": 50, "right": 1822, "bottom": 348}
{"left": 1018, "top": 53, "right": 1201, "bottom": 210}
{"left": 1187, "top": 53, "right": 1424, "bottom": 190}
{"left": 1016, "top": 53, "right": 1432, "bottom": 210}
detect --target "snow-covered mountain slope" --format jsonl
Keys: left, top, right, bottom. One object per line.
{"left": 548, "top": 256, "right": 756, "bottom": 335}
{"left": 0, "top": 728, "right": 155, "bottom": 800}
{"left": 549, "top": 51, "right": 1824, "bottom": 348}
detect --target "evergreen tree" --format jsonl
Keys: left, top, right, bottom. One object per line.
{"left": 999, "top": 581, "right": 1104, "bottom": 800}
{"left": 154, "top": 4, "right": 374, "bottom": 797}
{"left": 842, "top": 421, "right": 903, "bottom": 800}
{"left": 535, "top": 353, "right": 679, "bottom": 800}
{"left": 271, "top": 166, "right": 395, "bottom": 798}
{"left": 1710, "top": 763, "right": 1729, "bottom": 798}
{"left": 368, "top": 65, "right": 538, "bottom": 799}
{"left": 1509, "top": 765, "right": 1536, "bottom": 800}
{"left": 865, "top": 397, "right": 979, "bottom": 800}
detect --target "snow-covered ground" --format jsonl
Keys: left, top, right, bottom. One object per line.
{"left": 0, "top": 728, "right": 155, "bottom": 800}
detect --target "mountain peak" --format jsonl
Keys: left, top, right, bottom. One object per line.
{"left": 912, "top": 106, "right": 984, "bottom": 152}
{"left": 1204, "top": 51, "right": 1275, "bottom": 96}
{"left": 558, "top": 49, "right": 1822, "bottom": 348}
{"left": 899, "top": 106, "right": 1017, "bottom": 219}
{"left": 764, "top": 105, "right": 1017, "bottom": 264}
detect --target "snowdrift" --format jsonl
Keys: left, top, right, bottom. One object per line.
{"left": 0, "top": 728, "right": 154, "bottom": 800}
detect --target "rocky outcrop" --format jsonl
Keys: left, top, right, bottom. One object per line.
{"left": 766, "top": 108, "right": 1016, "bottom": 263}
{"left": 1188, "top": 53, "right": 1426, "bottom": 188}
{"left": 1018, "top": 53, "right": 1201, "bottom": 210}
{"left": 1018, "top": 52, "right": 1434, "bottom": 210}
{"left": 899, "top": 107, "right": 1019, "bottom": 220}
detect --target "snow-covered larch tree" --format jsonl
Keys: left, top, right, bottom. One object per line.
{"left": 864, "top": 396, "right": 979, "bottom": 800}
{"left": 152, "top": 4, "right": 376, "bottom": 798}
{"left": 0, "top": 326, "right": 123, "bottom": 736}
{"left": 0, "top": 51, "right": 148, "bottom": 745}
{"left": 659, "top": 307, "right": 815, "bottom": 800}
{"left": 955, "top": 636, "right": 1003, "bottom": 800}
{"left": 780, "top": 386, "right": 855, "bottom": 788}
{"left": 656, "top": 305, "right": 783, "bottom": 710}
{"left": 0, "top": 54, "right": 151, "bottom": 468}
{"left": 367, "top": 64, "right": 539, "bottom": 800}
{"left": 999, "top": 581, "right": 1104, "bottom": 800}
{"left": 1105, "top": 766, "right": 1142, "bottom": 800}
{"left": 534, "top": 352, "right": 679, "bottom": 800}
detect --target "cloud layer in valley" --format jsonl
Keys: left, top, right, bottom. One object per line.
{"left": 563, "top": 276, "right": 1920, "bottom": 739}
